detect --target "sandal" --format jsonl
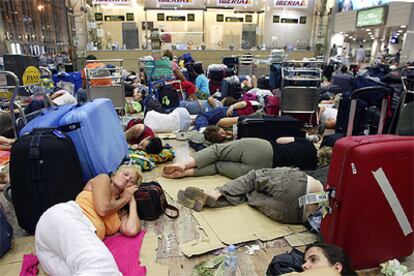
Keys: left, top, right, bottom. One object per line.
{"left": 177, "top": 190, "right": 204, "bottom": 212}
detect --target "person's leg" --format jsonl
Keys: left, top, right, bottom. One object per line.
{"left": 35, "top": 202, "right": 121, "bottom": 275}
{"left": 193, "top": 138, "right": 273, "bottom": 177}
{"left": 124, "top": 124, "right": 145, "bottom": 143}
{"left": 215, "top": 161, "right": 257, "bottom": 179}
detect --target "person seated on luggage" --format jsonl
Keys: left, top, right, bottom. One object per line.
{"left": 194, "top": 97, "right": 255, "bottom": 130}
{"left": 302, "top": 243, "right": 357, "bottom": 275}
{"left": 179, "top": 96, "right": 223, "bottom": 115}
{"left": 175, "top": 166, "right": 323, "bottom": 224}
{"left": 162, "top": 50, "right": 197, "bottom": 101}
{"left": 124, "top": 122, "right": 163, "bottom": 154}
{"left": 125, "top": 86, "right": 164, "bottom": 114}
{"left": 35, "top": 164, "right": 142, "bottom": 275}
{"left": 193, "top": 62, "right": 210, "bottom": 100}
{"left": 81, "top": 55, "right": 112, "bottom": 89}
{"left": 162, "top": 137, "right": 317, "bottom": 180}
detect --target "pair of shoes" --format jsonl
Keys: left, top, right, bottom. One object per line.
{"left": 318, "top": 123, "right": 326, "bottom": 135}
{"left": 177, "top": 190, "right": 204, "bottom": 211}
{"left": 176, "top": 187, "right": 216, "bottom": 211}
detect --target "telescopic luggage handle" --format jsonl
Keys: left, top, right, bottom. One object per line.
{"left": 347, "top": 86, "right": 392, "bottom": 136}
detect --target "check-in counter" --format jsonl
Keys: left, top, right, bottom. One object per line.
{"left": 84, "top": 50, "right": 316, "bottom": 72}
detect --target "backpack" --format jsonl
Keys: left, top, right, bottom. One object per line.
{"left": 0, "top": 203, "right": 13, "bottom": 258}
{"left": 134, "top": 181, "right": 179, "bottom": 221}
{"left": 266, "top": 248, "right": 304, "bottom": 276}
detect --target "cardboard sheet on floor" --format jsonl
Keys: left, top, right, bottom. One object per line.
{"left": 140, "top": 232, "right": 170, "bottom": 276}
{"left": 159, "top": 176, "right": 307, "bottom": 256}
{"left": 0, "top": 236, "right": 47, "bottom": 275}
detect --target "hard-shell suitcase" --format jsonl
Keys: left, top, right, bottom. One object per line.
{"left": 19, "top": 104, "right": 76, "bottom": 137}
{"left": 10, "top": 129, "right": 84, "bottom": 233}
{"left": 236, "top": 115, "right": 305, "bottom": 141}
{"left": 320, "top": 135, "right": 414, "bottom": 269}
{"left": 59, "top": 99, "right": 128, "bottom": 182}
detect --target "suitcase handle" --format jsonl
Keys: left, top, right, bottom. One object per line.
{"left": 347, "top": 86, "right": 391, "bottom": 136}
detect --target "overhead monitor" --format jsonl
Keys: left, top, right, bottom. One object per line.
{"left": 337, "top": 0, "right": 389, "bottom": 12}
{"left": 356, "top": 6, "right": 387, "bottom": 28}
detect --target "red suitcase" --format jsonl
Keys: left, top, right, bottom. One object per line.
{"left": 320, "top": 134, "right": 414, "bottom": 269}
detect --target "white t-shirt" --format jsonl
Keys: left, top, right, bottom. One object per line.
{"left": 356, "top": 48, "right": 366, "bottom": 62}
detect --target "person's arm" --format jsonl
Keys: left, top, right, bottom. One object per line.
{"left": 217, "top": 117, "right": 239, "bottom": 128}
{"left": 50, "top": 91, "right": 66, "bottom": 100}
{"left": 125, "top": 124, "right": 145, "bottom": 143}
{"left": 0, "top": 136, "right": 15, "bottom": 151}
{"left": 119, "top": 197, "right": 141, "bottom": 236}
{"left": 91, "top": 174, "right": 137, "bottom": 217}
{"left": 226, "top": 101, "right": 248, "bottom": 116}
{"left": 174, "top": 68, "right": 187, "bottom": 82}
{"left": 275, "top": 137, "right": 295, "bottom": 144}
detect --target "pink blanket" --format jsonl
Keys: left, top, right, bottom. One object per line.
{"left": 103, "top": 230, "right": 147, "bottom": 276}
{"left": 20, "top": 231, "right": 147, "bottom": 276}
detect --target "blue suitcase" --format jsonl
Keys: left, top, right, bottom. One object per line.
{"left": 59, "top": 99, "right": 128, "bottom": 182}
{"left": 19, "top": 104, "right": 76, "bottom": 137}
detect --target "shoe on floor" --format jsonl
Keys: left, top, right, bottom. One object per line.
{"left": 177, "top": 190, "right": 204, "bottom": 211}
{"left": 306, "top": 134, "right": 321, "bottom": 143}
{"left": 184, "top": 187, "right": 216, "bottom": 207}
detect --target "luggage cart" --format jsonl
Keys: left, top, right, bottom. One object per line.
{"left": 392, "top": 66, "right": 414, "bottom": 135}
{"left": 280, "top": 67, "right": 322, "bottom": 126}
{"left": 238, "top": 54, "right": 254, "bottom": 76}
{"left": 0, "top": 70, "right": 54, "bottom": 137}
{"left": 141, "top": 57, "right": 183, "bottom": 113}
{"left": 85, "top": 59, "right": 125, "bottom": 111}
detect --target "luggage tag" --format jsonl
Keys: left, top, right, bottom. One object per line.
{"left": 298, "top": 192, "right": 329, "bottom": 208}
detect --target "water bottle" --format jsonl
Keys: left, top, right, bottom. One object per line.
{"left": 224, "top": 244, "right": 237, "bottom": 276}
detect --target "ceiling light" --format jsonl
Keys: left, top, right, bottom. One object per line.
{"left": 368, "top": 32, "right": 372, "bottom": 35}
{"left": 381, "top": 39, "right": 384, "bottom": 41}
{"left": 401, "top": 25, "right": 406, "bottom": 28}
{"left": 398, "top": 30, "right": 403, "bottom": 33}
{"left": 353, "top": 38, "right": 356, "bottom": 41}
{"left": 363, "top": 39, "right": 366, "bottom": 42}
{"left": 365, "top": 29, "right": 371, "bottom": 31}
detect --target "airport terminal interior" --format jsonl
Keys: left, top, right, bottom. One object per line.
{"left": 0, "top": 0, "right": 413, "bottom": 275}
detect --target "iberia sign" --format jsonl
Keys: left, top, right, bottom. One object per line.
{"left": 216, "top": 0, "right": 253, "bottom": 6}
{"left": 93, "top": 0, "right": 130, "bottom": 4}
{"left": 274, "top": 0, "right": 307, "bottom": 9}
{"left": 157, "top": 0, "right": 194, "bottom": 4}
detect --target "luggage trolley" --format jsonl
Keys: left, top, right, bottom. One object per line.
{"left": 393, "top": 66, "right": 414, "bottom": 135}
{"left": 0, "top": 70, "right": 54, "bottom": 137}
{"left": 280, "top": 66, "right": 322, "bottom": 126}
{"left": 141, "top": 57, "right": 183, "bottom": 113}
{"left": 238, "top": 53, "right": 254, "bottom": 76}
{"left": 85, "top": 59, "right": 125, "bottom": 112}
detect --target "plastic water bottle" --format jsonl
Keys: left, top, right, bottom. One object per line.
{"left": 224, "top": 244, "right": 237, "bottom": 276}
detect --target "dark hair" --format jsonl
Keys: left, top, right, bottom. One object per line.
{"left": 145, "top": 137, "right": 163, "bottom": 154}
{"left": 204, "top": 126, "right": 225, "bottom": 143}
{"left": 360, "top": 45, "right": 363, "bottom": 48}
{"left": 222, "top": 96, "right": 237, "bottom": 106}
{"left": 304, "top": 243, "right": 357, "bottom": 276}
{"left": 85, "top": 55, "right": 97, "bottom": 60}
{"left": 0, "top": 112, "right": 15, "bottom": 138}
{"left": 162, "top": 50, "right": 173, "bottom": 61}
{"left": 340, "top": 65, "right": 348, "bottom": 74}
{"left": 193, "top": 62, "right": 204, "bottom": 75}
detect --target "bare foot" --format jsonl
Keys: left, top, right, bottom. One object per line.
{"left": 162, "top": 170, "right": 185, "bottom": 179}
{"left": 163, "top": 163, "right": 185, "bottom": 175}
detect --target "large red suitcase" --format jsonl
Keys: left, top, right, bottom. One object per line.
{"left": 320, "top": 135, "right": 414, "bottom": 269}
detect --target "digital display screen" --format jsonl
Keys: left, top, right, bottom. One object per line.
{"left": 356, "top": 6, "right": 386, "bottom": 28}
{"left": 337, "top": 0, "right": 389, "bottom": 12}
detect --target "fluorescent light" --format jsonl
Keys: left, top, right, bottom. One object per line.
{"left": 363, "top": 39, "right": 366, "bottom": 42}
{"left": 353, "top": 38, "right": 356, "bottom": 41}
{"left": 398, "top": 30, "right": 403, "bottom": 33}
{"left": 401, "top": 25, "right": 406, "bottom": 28}
{"left": 365, "top": 29, "right": 371, "bottom": 31}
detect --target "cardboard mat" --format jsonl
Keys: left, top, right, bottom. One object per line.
{"left": 159, "top": 176, "right": 309, "bottom": 256}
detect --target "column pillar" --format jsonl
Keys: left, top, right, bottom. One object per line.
{"left": 400, "top": 3, "right": 414, "bottom": 64}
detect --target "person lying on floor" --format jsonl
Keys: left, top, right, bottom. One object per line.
{"left": 194, "top": 97, "right": 255, "bottom": 130}
{"left": 35, "top": 164, "right": 142, "bottom": 275}
{"left": 301, "top": 243, "right": 357, "bottom": 275}
{"left": 179, "top": 96, "right": 223, "bottom": 115}
{"left": 125, "top": 86, "right": 164, "bottom": 114}
{"left": 124, "top": 122, "right": 163, "bottom": 154}
{"left": 317, "top": 97, "right": 340, "bottom": 134}
{"left": 162, "top": 137, "right": 317, "bottom": 180}
{"left": 176, "top": 167, "right": 322, "bottom": 223}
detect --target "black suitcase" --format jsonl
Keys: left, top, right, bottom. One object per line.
{"left": 257, "top": 75, "right": 270, "bottom": 90}
{"left": 10, "top": 129, "right": 84, "bottom": 233}
{"left": 236, "top": 115, "right": 306, "bottom": 141}
{"left": 208, "top": 68, "right": 225, "bottom": 82}
{"left": 223, "top": 57, "right": 239, "bottom": 68}
{"left": 221, "top": 76, "right": 242, "bottom": 99}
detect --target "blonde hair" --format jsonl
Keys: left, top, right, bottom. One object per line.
{"left": 114, "top": 164, "right": 143, "bottom": 185}
{"left": 318, "top": 147, "right": 333, "bottom": 167}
